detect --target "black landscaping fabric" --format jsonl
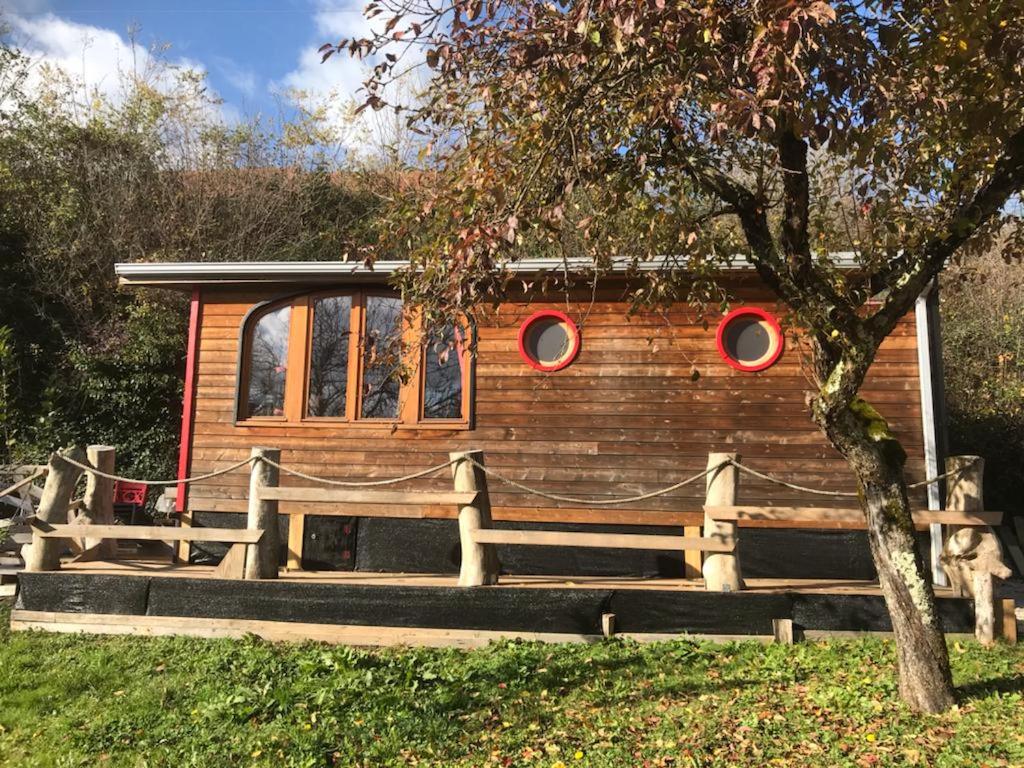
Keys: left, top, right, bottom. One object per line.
{"left": 354, "top": 519, "right": 928, "bottom": 580}
{"left": 16, "top": 572, "right": 977, "bottom": 636}
{"left": 15, "top": 572, "right": 150, "bottom": 615}
{"left": 189, "top": 512, "right": 289, "bottom": 566}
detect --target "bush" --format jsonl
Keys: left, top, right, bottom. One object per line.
{"left": 0, "top": 38, "right": 385, "bottom": 477}
{"left": 941, "top": 252, "right": 1024, "bottom": 518}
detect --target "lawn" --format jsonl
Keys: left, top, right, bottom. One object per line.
{"left": 1, "top": 602, "right": 1022, "bottom": 767}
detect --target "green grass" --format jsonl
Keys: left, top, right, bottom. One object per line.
{"left": 1, "top": 602, "right": 1022, "bottom": 767}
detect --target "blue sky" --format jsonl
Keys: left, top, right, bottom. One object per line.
{"left": 2, "top": 0, "right": 376, "bottom": 123}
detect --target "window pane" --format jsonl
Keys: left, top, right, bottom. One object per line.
{"left": 307, "top": 295, "right": 352, "bottom": 417}
{"left": 360, "top": 296, "right": 404, "bottom": 419}
{"left": 423, "top": 322, "right": 465, "bottom": 420}
{"left": 246, "top": 305, "right": 290, "bottom": 417}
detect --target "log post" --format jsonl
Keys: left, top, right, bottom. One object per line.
{"left": 1000, "top": 599, "right": 1018, "bottom": 644}
{"left": 702, "top": 451, "right": 742, "bottom": 592}
{"left": 601, "top": 613, "right": 616, "bottom": 638}
{"left": 23, "top": 448, "right": 86, "bottom": 572}
{"left": 945, "top": 455, "right": 984, "bottom": 526}
{"left": 244, "top": 446, "right": 280, "bottom": 580}
{"left": 974, "top": 572, "right": 996, "bottom": 645}
{"left": 81, "top": 445, "right": 117, "bottom": 559}
{"left": 772, "top": 618, "right": 795, "bottom": 645}
{"left": 944, "top": 456, "right": 984, "bottom": 597}
{"left": 450, "top": 449, "right": 499, "bottom": 586}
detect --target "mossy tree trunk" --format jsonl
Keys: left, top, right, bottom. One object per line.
{"left": 815, "top": 399, "right": 956, "bottom": 713}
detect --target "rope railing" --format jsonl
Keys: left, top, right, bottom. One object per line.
{"left": 258, "top": 456, "right": 460, "bottom": 487}
{"left": 729, "top": 463, "right": 859, "bottom": 498}
{"left": 731, "top": 458, "right": 978, "bottom": 498}
{"left": 43, "top": 450, "right": 976, "bottom": 502}
{"left": 56, "top": 455, "right": 258, "bottom": 487}
{"left": 464, "top": 457, "right": 728, "bottom": 505}
{"left": 907, "top": 461, "right": 977, "bottom": 489}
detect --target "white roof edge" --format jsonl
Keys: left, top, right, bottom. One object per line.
{"left": 115, "top": 253, "right": 862, "bottom": 286}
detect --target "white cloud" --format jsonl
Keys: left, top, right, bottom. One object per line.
{"left": 213, "top": 55, "right": 259, "bottom": 99}
{"left": 4, "top": 10, "right": 230, "bottom": 122}
{"left": 276, "top": 0, "right": 429, "bottom": 158}
{"left": 279, "top": 1, "right": 373, "bottom": 103}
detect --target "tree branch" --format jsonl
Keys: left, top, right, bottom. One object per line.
{"left": 868, "top": 125, "right": 1024, "bottom": 340}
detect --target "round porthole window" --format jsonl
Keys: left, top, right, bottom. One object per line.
{"left": 716, "top": 307, "right": 783, "bottom": 372}
{"left": 518, "top": 310, "right": 581, "bottom": 372}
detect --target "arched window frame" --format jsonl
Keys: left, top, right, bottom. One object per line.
{"left": 235, "top": 288, "right": 474, "bottom": 429}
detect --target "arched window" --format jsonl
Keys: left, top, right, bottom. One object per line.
{"left": 306, "top": 294, "right": 352, "bottom": 418}
{"left": 242, "top": 303, "right": 291, "bottom": 418}
{"left": 237, "top": 290, "right": 472, "bottom": 427}
{"left": 360, "top": 295, "right": 405, "bottom": 419}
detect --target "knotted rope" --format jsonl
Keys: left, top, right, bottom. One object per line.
{"left": 44, "top": 451, "right": 976, "bottom": 501}
{"left": 463, "top": 457, "right": 729, "bottom": 505}
{"left": 258, "top": 455, "right": 459, "bottom": 487}
{"left": 730, "top": 457, "right": 978, "bottom": 498}
{"left": 56, "top": 455, "right": 257, "bottom": 487}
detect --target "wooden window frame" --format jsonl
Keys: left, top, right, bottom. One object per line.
{"left": 235, "top": 288, "right": 473, "bottom": 430}
{"left": 236, "top": 301, "right": 297, "bottom": 424}
{"left": 300, "top": 289, "right": 359, "bottom": 423}
{"left": 414, "top": 314, "right": 474, "bottom": 428}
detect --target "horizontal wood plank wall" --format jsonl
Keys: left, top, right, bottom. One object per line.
{"left": 185, "top": 283, "right": 930, "bottom": 524}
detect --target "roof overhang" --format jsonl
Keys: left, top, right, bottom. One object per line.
{"left": 115, "top": 253, "right": 862, "bottom": 287}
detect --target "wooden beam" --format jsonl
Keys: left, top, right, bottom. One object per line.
{"left": 974, "top": 572, "right": 996, "bottom": 646}
{"left": 30, "top": 522, "right": 263, "bottom": 545}
{"left": 9, "top": 610, "right": 606, "bottom": 648}
{"left": 213, "top": 542, "right": 247, "bottom": 580}
{"left": 176, "top": 513, "right": 192, "bottom": 564}
{"left": 683, "top": 524, "right": 702, "bottom": 577}
{"left": 1000, "top": 599, "right": 1017, "bottom": 645}
{"left": 9, "top": 610, "right": 809, "bottom": 647}
{"left": 911, "top": 510, "right": 1002, "bottom": 526}
{"left": 286, "top": 513, "right": 305, "bottom": 571}
{"left": 470, "top": 529, "right": 734, "bottom": 552}
{"left": 772, "top": 618, "right": 795, "bottom": 645}
{"left": 704, "top": 506, "right": 1002, "bottom": 527}
{"left": 256, "top": 487, "right": 478, "bottom": 506}
{"left": 190, "top": 499, "right": 705, "bottom": 526}
{"left": 0, "top": 469, "right": 46, "bottom": 500}
{"left": 275, "top": 504, "right": 458, "bottom": 520}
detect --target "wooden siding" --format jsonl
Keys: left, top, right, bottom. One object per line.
{"left": 184, "top": 282, "right": 931, "bottom": 523}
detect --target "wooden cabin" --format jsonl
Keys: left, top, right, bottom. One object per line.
{"left": 115, "top": 258, "right": 948, "bottom": 582}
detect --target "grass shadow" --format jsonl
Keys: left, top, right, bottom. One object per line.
{"left": 957, "top": 673, "right": 1024, "bottom": 701}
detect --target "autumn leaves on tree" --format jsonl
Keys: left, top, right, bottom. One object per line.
{"left": 321, "top": 1, "right": 1024, "bottom": 711}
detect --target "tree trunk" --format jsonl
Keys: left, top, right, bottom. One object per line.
{"left": 819, "top": 404, "right": 956, "bottom": 713}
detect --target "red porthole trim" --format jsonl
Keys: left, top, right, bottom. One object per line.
{"left": 716, "top": 307, "right": 784, "bottom": 372}
{"left": 517, "top": 310, "right": 581, "bottom": 372}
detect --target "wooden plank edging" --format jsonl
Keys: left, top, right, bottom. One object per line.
{"left": 704, "top": 506, "right": 1003, "bottom": 527}
{"left": 30, "top": 522, "right": 263, "bottom": 544}
{"left": 471, "top": 529, "right": 734, "bottom": 552}
{"left": 9, "top": 610, "right": 986, "bottom": 647}
{"left": 256, "top": 487, "right": 478, "bottom": 506}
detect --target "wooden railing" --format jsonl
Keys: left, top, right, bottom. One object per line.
{"left": 13, "top": 443, "right": 1018, "bottom": 645}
